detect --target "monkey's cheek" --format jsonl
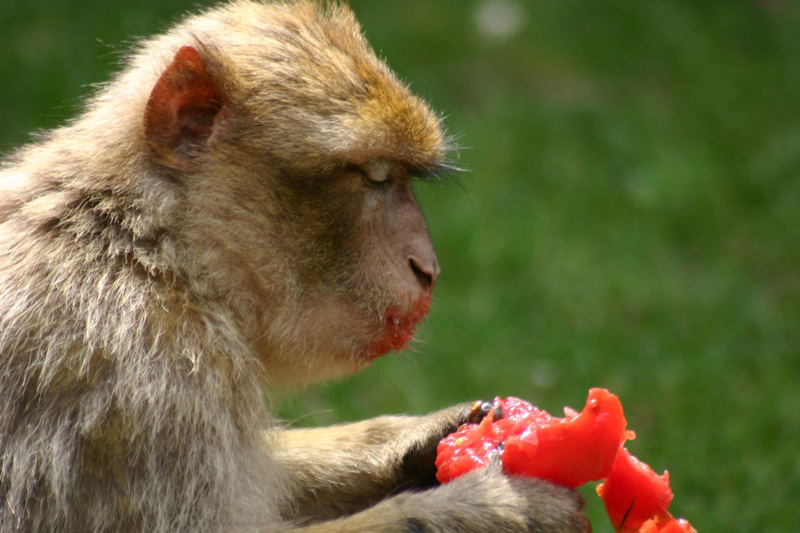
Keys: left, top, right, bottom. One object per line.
{"left": 364, "top": 293, "right": 431, "bottom": 359}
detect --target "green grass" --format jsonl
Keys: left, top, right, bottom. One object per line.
{"left": 2, "top": 1, "right": 799, "bottom": 530}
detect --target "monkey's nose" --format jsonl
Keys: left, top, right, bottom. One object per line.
{"left": 409, "top": 255, "right": 440, "bottom": 290}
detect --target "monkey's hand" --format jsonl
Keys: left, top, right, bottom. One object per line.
{"left": 273, "top": 403, "right": 471, "bottom": 523}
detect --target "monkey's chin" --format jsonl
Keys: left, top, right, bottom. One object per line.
{"left": 365, "top": 293, "right": 431, "bottom": 360}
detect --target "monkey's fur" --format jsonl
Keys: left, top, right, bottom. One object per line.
{"left": 0, "top": 2, "right": 588, "bottom": 531}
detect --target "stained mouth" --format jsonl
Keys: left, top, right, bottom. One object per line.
{"left": 365, "top": 293, "right": 431, "bottom": 359}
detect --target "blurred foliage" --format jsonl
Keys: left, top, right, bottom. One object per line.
{"left": 2, "top": 0, "right": 799, "bottom": 530}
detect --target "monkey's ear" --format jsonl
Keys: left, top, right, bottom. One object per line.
{"left": 144, "top": 45, "right": 226, "bottom": 171}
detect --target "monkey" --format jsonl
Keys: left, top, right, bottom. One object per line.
{"left": 0, "top": 2, "right": 588, "bottom": 531}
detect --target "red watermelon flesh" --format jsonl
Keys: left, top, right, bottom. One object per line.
{"left": 435, "top": 388, "right": 631, "bottom": 487}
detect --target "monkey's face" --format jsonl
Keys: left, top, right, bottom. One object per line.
{"left": 253, "top": 157, "right": 442, "bottom": 383}
{"left": 354, "top": 160, "right": 439, "bottom": 360}
{"left": 141, "top": 4, "right": 448, "bottom": 384}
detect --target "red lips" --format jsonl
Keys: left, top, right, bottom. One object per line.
{"left": 366, "top": 293, "right": 431, "bottom": 359}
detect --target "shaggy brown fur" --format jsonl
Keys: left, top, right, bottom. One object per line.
{"left": 0, "top": 2, "right": 588, "bottom": 531}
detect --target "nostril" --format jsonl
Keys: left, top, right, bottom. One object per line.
{"left": 409, "top": 256, "right": 439, "bottom": 289}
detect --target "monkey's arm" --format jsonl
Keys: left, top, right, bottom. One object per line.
{"left": 273, "top": 404, "right": 470, "bottom": 523}
{"left": 285, "top": 466, "right": 588, "bottom": 532}
{"left": 272, "top": 405, "right": 589, "bottom": 532}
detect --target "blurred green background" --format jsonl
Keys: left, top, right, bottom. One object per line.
{"left": 2, "top": 0, "right": 798, "bottom": 530}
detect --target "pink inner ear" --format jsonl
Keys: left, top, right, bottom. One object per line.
{"left": 144, "top": 45, "right": 225, "bottom": 165}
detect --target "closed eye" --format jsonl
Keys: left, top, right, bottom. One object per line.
{"left": 363, "top": 159, "right": 391, "bottom": 184}
{"left": 347, "top": 159, "right": 393, "bottom": 188}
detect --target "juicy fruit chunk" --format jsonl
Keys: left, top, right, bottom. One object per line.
{"left": 596, "top": 447, "right": 676, "bottom": 532}
{"left": 503, "top": 388, "right": 631, "bottom": 487}
{"left": 436, "top": 388, "right": 696, "bottom": 533}
{"left": 596, "top": 447, "right": 672, "bottom": 530}
{"left": 435, "top": 388, "right": 630, "bottom": 487}
{"left": 435, "top": 396, "right": 552, "bottom": 483}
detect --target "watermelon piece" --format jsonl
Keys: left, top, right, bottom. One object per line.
{"left": 435, "top": 396, "right": 551, "bottom": 483}
{"left": 435, "top": 388, "right": 695, "bottom": 533}
{"left": 435, "top": 388, "right": 631, "bottom": 487}
{"left": 503, "top": 388, "right": 631, "bottom": 487}
{"left": 597, "top": 446, "right": 696, "bottom": 532}
{"left": 596, "top": 447, "right": 673, "bottom": 531}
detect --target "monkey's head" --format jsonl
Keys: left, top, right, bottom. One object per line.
{"left": 137, "top": 1, "right": 449, "bottom": 384}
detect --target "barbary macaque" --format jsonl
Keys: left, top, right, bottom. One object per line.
{"left": 0, "top": 2, "right": 588, "bottom": 531}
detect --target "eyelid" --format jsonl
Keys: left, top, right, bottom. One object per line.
{"left": 363, "top": 159, "right": 392, "bottom": 184}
